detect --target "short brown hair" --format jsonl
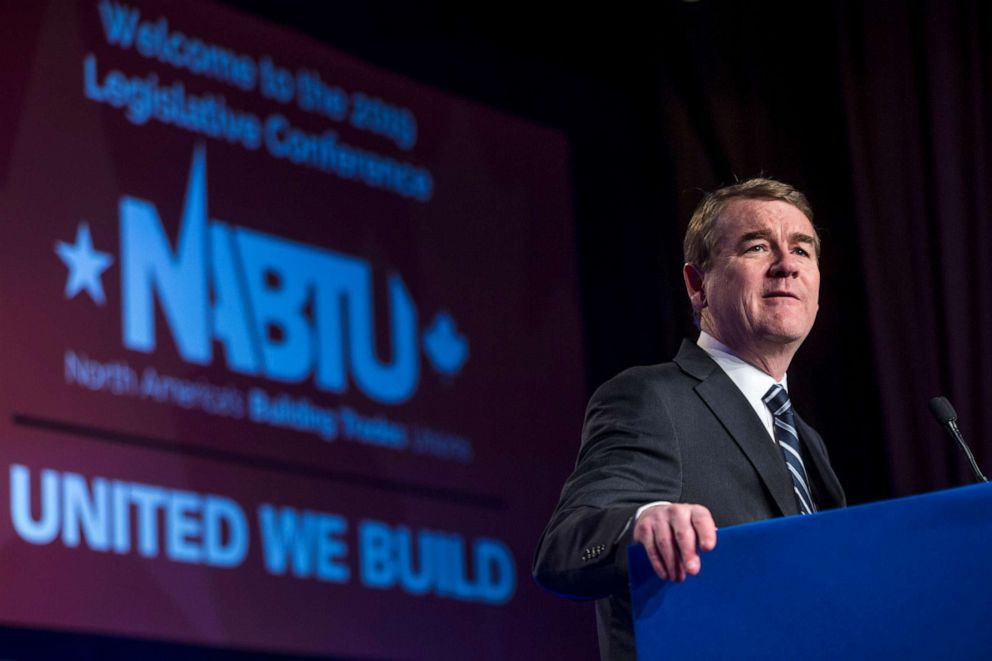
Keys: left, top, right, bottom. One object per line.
{"left": 683, "top": 178, "right": 819, "bottom": 269}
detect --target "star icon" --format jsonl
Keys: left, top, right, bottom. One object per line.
{"left": 55, "top": 222, "right": 114, "bottom": 305}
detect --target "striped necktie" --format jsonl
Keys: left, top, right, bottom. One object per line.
{"left": 762, "top": 384, "right": 816, "bottom": 515}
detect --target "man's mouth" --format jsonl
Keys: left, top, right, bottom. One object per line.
{"left": 763, "top": 291, "right": 800, "bottom": 300}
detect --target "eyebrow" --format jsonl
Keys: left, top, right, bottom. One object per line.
{"left": 738, "top": 230, "right": 816, "bottom": 245}
{"left": 739, "top": 230, "right": 772, "bottom": 244}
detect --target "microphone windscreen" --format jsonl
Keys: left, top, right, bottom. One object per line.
{"left": 929, "top": 396, "right": 957, "bottom": 424}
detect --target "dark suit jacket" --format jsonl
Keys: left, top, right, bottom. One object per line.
{"left": 533, "top": 340, "right": 846, "bottom": 661}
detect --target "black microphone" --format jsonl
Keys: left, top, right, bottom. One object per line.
{"left": 928, "top": 396, "right": 988, "bottom": 483}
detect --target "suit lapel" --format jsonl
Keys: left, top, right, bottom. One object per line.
{"left": 795, "top": 414, "right": 846, "bottom": 509}
{"left": 675, "top": 340, "right": 799, "bottom": 517}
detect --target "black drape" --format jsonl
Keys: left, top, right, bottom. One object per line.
{"left": 838, "top": 0, "right": 992, "bottom": 494}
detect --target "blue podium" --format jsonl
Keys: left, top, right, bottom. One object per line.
{"left": 629, "top": 483, "right": 992, "bottom": 659}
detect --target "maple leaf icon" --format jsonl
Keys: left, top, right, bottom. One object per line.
{"left": 423, "top": 312, "right": 469, "bottom": 376}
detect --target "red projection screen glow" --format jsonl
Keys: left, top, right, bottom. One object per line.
{"left": 0, "top": 1, "right": 590, "bottom": 658}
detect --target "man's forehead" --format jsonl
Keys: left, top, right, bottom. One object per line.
{"left": 716, "top": 198, "right": 814, "bottom": 239}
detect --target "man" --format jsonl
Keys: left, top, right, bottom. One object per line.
{"left": 533, "top": 178, "right": 846, "bottom": 660}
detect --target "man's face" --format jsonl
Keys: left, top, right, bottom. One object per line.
{"left": 691, "top": 199, "right": 820, "bottom": 353}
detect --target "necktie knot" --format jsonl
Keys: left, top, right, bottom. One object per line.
{"left": 762, "top": 384, "right": 792, "bottom": 419}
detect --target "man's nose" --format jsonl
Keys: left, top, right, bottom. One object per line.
{"left": 769, "top": 250, "right": 801, "bottom": 277}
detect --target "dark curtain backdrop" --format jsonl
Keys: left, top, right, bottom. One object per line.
{"left": 226, "top": 0, "right": 992, "bottom": 502}
{"left": 837, "top": 0, "right": 992, "bottom": 495}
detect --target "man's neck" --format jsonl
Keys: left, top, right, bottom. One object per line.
{"left": 699, "top": 330, "right": 797, "bottom": 381}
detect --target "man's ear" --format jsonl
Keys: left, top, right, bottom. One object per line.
{"left": 683, "top": 263, "right": 706, "bottom": 314}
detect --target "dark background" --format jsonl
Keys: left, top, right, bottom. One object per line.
{"left": 220, "top": 0, "right": 992, "bottom": 505}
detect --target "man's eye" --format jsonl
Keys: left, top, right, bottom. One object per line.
{"left": 793, "top": 247, "right": 810, "bottom": 257}
{"left": 745, "top": 244, "right": 767, "bottom": 253}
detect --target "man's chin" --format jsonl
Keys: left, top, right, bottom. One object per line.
{"left": 756, "top": 324, "right": 812, "bottom": 347}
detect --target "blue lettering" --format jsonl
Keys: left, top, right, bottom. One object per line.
{"left": 10, "top": 464, "right": 60, "bottom": 545}
{"left": 135, "top": 18, "right": 163, "bottom": 58}
{"left": 119, "top": 146, "right": 423, "bottom": 403}
{"left": 474, "top": 539, "right": 516, "bottom": 604}
{"left": 83, "top": 55, "right": 262, "bottom": 147}
{"left": 122, "top": 145, "right": 210, "bottom": 363}
{"left": 359, "top": 520, "right": 394, "bottom": 589}
{"left": 129, "top": 483, "right": 166, "bottom": 557}
{"left": 62, "top": 473, "right": 110, "bottom": 551}
{"left": 166, "top": 490, "right": 202, "bottom": 563}
{"left": 111, "top": 480, "right": 131, "bottom": 553}
{"left": 209, "top": 222, "right": 260, "bottom": 374}
{"left": 257, "top": 504, "right": 349, "bottom": 582}
{"left": 396, "top": 525, "right": 432, "bottom": 594}
{"left": 9, "top": 465, "right": 247, "bottom": 568}
{"left": 236, "top": 229, "right": 316, "bottom": 383}
{"left": 204, "top": 495, "right": 249, "bottom": 567}
{"left": 348, "top": 273, "right": 418, "bottom": 404}
{"left": 97, "top": 0, "right": 140, "bottom": 48}
{"left": 358, "top": 519, "right": 516, "bottom": 604}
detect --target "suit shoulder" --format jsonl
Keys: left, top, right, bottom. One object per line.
{"left": 589, "top": 362, "right": 691, "bottom": 406}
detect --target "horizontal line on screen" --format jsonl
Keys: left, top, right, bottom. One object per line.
{"left": 11, "top": 413, "right": 507, "bottom": 511}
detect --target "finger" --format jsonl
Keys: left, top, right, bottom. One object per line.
{"left": 643, "top": 531, "right": 669, "bottom": 581}
{"left": 691, "top": 506, "right": 718, "bottom": 552}
{"left": 633, "top": 516, "right": 669, "bottom": 581}
{"left": 653, "top": 520, "right": 680, "bottom": 582}
{"left": 671, "top": 508, "right": 700, "bottom": 577}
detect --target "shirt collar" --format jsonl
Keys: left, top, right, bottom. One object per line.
{"left": 696, "top": 331, "right": 787, "bottom": 400}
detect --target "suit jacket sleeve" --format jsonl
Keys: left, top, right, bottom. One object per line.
{"left": 533, "top": 367, "right": 683, "bottom": 599}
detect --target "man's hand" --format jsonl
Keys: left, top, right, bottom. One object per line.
{"left": 632, "top": 503, "right": 717, "bottom": 582}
